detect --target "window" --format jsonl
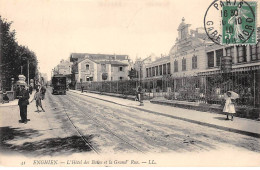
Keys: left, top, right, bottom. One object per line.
{"left": 155, "top": 66, "right": 159, "bottom": 76}
{"left": 167, "top": 63, "right": 171, "bottom": 74}
{"left": 159, "top": 65, "right": 162, "bottom": 75}
{"left": 149, "top": 67, "right": 152, "bottom": 77}
{"left": 250, "top": 43, "right": 260, "bottom": 61}
{"left": 119, "top": 77, "right": 123, "bottom": 80}
{"left": 163, "top": 64, "right": 166, "bottom": 75}
{"left": 226, "top": 47, "right": 234, "bottom": 63}
{"left": 182, "top": 58, "right": 186, "bottom": 71}
{"left": 174, "top": 60, "right": 178, "bottom": 72}
{"left": 237, "top": 46, "right": 247, "bottom": 63}
{"left": 86, "top": 76, "right": 93, "bottom": 81}
{"left": 192, "top": 55, "right": 197, "bottom": 69}
{"left": 146, "top": 68, "right": 149, "bottom": 77}
{"left": 119, "top": 66, "right": 123, "bottom": 72}
{"left": 86, "top": 64, "right": 89, "bottom": 70}
{"left": 216, "top": 49, "right": 223, "bottom": 66}
{"left": 101, "top": 64, "right": 106, "bottom": 72}
{"left": 152, "top": 67, "right": 155, "bottom": 77}
{"left": 207, "top": 51, "right": 214, "bottom": 68}
{"left": 111, "top": 77, "right": 113, "bottom": 81}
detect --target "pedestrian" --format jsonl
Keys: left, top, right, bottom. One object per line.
{"left": 29, "top": 85, "right": 33, "bottom": 94}
{"left": 134, "top": 87, "right": 139, "bottom": 101}
{"left": 81, "top": 85, "right": 84, "bottom": 93}
{"left": 17, "top": 84, "right": 30, "bottom": 124}
{"left": 137, "top": 86, "right": 142, "bottom": 101}
{"left": 31, "top": 88, "right": 45, "bottom": 113}
{"left": 223, "top": 91, "right": 236, "bottom": 121}
{"left": 40, "top": 86, "right": 46, "bottom": 100}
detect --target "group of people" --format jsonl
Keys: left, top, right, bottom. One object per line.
{"left": 17, "top": 84, "right": 46, "bottom": 124}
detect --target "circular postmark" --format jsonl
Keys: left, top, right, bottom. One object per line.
{"left": 204, "top": 0, "right": 256, "bottom": 45}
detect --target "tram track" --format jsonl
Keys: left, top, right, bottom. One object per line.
{"left": 47, "top": 90, "right": 100, "bottom": 155}
{"left": 47, "top": 89, "right": 145, "bottom": 154}
{"left": 58, "top": 94, "right": 146, "bottom": 154}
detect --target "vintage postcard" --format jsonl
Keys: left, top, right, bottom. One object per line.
{"left": 0, "top": 0, "right": 260, "bottom": 167}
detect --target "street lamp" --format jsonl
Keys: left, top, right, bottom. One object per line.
{"left": 20, "top": 54, "right": 31, "bottom": 86}
{"left": 21, "top": 56, "right": 30, "bottom": 86}
{"left": 20, "top": 53, "right": 26, "bottom": 74}
{"left": 138, "top": 60, "right": 144, "bottom": 106}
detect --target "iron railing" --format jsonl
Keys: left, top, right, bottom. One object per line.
{"left": 76, "top": 70, "right": 260, "bottom": 108}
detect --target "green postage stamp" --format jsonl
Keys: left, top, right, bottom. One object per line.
{"left": 222, "top": 1, "right": 257, "bottom": 45}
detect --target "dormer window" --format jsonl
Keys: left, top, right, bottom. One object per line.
{"left": 86, "top": 64, "right": 89, "bottom": 70}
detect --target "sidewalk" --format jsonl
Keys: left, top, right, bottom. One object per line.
{"left": 0, "top": 98, "right": 19, "bottom": 107}
{"left": 70, "top": 90, "right": 260, "bottom": 138}
{"left": 0, "top": 91, "right": 67, "bottom": 156}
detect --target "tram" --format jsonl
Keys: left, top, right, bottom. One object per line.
{"left": 52, "top": 75, "right": 67, "bottom": 95}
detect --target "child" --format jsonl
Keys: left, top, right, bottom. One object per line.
{"left": 31, "top": 88, "right": 45, "bottom": 112}
{"left": 223, "top": 92, "right": 236, "bottom": 121}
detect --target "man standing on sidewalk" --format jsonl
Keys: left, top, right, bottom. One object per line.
{"left": 17, "top": 84, "right": 30, "bottom": 124}
{"left": 81, "top": 85, "right": 84, "bottom": 93}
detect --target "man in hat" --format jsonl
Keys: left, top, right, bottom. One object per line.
{"left": 17, "top": 84, "right": 30, "bottom": 124}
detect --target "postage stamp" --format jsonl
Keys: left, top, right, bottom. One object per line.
{"left": 204, "top": 0, "right": 257, "bottom": 45}
{"left": 222, "top": 1, "right": 257, "bottom": 45}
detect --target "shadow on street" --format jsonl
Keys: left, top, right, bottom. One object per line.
{"left": 213, "top": 117, "right": 228, "bottom": 121}
{"left": 0, "top": 126, "right": 94, "bottom": 156}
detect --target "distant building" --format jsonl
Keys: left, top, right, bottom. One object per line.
{"left": 52, "top": 59, "right": 73, "bottom": 86}
{"left": 70, "top": 53, "right": 130, "bottom": 83}
{"left": 54, "top": 59, "right": 72, "bottom": 75}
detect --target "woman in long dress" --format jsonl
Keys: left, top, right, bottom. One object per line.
{"left": 223, "top": 92, "right": 236, "bottom": 121}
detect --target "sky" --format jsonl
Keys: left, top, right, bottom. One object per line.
{"left": 0, "top": 0, "right": 259, "bottom": 80}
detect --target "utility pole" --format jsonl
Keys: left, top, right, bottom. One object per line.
{"left": 27, "top": 59, "right": 29, "bottom": 86}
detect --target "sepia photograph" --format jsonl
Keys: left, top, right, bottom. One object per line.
{"left": 0, "top": 0, "right": 260, "bottom": 167}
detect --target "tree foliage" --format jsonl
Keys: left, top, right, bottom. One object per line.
{"left": 0, "top": 16, "right": 38, "bottom": 90}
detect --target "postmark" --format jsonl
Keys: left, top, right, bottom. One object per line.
{"left": 204, "top": 0, "right": 257, "bottom": 45}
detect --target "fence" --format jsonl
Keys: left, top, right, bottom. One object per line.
{"left": 76, "top": 70, "right": 260, "bottom": 108}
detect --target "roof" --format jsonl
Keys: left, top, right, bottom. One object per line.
{"left": 70, "top": 53, "right": 129, "bottom": 61}
{"left": 77, "top": 57, "right": 128, "bottom": 66}
{"left": 98, "top": 60, "right": 128, "bottom": 66}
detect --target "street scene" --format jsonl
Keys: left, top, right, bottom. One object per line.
{"left": 1, "top": 0, "right": 260, "bottom": 167}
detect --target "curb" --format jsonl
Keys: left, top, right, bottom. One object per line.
{"left": 87, "top": 90, "right": 136, "bottom": 101}
{"left": 70, "top": 90, "right": 260, "bottom": 138}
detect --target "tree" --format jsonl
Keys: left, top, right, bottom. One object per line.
{"left": 0, "top": 16, "right": 38, "bottom": 90}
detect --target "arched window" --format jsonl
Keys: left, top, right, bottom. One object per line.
{"left": 86, "top": 64, "right": 89, "bottom": 70}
